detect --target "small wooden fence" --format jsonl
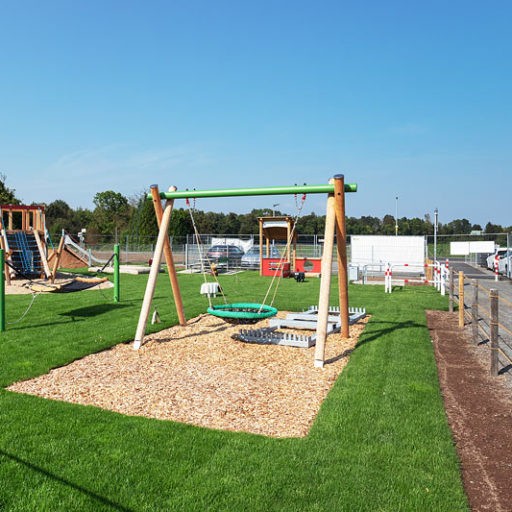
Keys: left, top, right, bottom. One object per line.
{"left": 451, "top": 271, "right": 512, "bottom": 377}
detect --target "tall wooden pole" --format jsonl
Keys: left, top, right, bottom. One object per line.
{"left": 150, "top": 185, "right": 186, "bottom": 326}
{"left": 458, "top": 271, "right": 465, "bottom": 328}
{"left": 471, "top": 279, "right": 478, "bottom": 344}
{"left": 448, "top": 268, "right": 454, "bottom": 313}
{"left": 333, "top": 175, "right": 349, "bottom": 338}
{"left": 314, "top": 189, "right": 336, "bottom": 368}
{"left": 490, "top": 289, "right": 499, "bottom": 375}
{"left": 134, "top": 199, "right": 175, "bottom": 349}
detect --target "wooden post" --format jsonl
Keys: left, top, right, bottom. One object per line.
{"left": 259, "top": 219, "right": 263, "bottom": 276}
{"left": 0, "top": 234, "right": 10, "bottom": 286}
{"left": 471, "top": 279, "right": 479, "bottom": 344}
{"left": 314, "top": 191, "right": 336, "bottom": 368}
{"left": 333, "top": 175, "right": 349, "bottom": 338}
{"left": 50, "top": 235, "right": 65, "bottom": 284}
{"left": 448, "top": 268, "right": 454, "bottom": 313}
{"left": 458, "top": 271, "right": 464, "bottom": 328}
{"left": 286, "top": 221, "right": 291, "bottom": 264}
{"left": 150, "top": 185, "right": 186, "bottom": 326}
{"left": 490, "top": 289, "right": 499, "bottom": 375}
{"left": 0, "top": 249, "right": 5, "bottom": 332}
{"left": 134, "top": 198, "right": 175, "bottom": 349}
{"left": 33, "top": 229, "right": 51, "bottom": 278}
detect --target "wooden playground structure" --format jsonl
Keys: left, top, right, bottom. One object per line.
{"left": 0, "top": 204, "right": 101, "bottom": 286}
{"left": 134, "top": 175, "right": 357, "bottom": 368}
{"left": 0, "top": 204, "right": 51, "bottom": 284}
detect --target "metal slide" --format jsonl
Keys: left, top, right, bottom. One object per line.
{"left": 63, "top": 234, "right": 108, "bottom": 265}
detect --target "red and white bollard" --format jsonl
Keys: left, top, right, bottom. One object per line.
{"left": 440, "top": 259, "right": 449, "bottom": 296}
{"left": 494, "top": 255, "right": 499, "bottom": 282}
{"left": 433, "top": 261, "right": 440, "bottom": 291}
{"left": 385, "top": 263, "right": 392, "bottom": 293}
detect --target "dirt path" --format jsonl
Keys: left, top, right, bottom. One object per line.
{"left": 427, "top": 310, "right": 512, "bottom": 512}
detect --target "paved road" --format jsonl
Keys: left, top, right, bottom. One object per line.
{"left": 450, "top": 260, "right": 512, "bottom": 372}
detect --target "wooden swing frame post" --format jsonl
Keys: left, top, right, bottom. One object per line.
{"left": 150, "top": 185, "right": 186, "bottom": 326}
{"left": 334, "top": 175, "right": 349, "bottom": 338}
{"left": 133, "top": 179, "right": 356, "bottom": 358}
{"left": 314, "top": 174, "right": 349, "bottom": 366}
{"left": 134, "top": 197, "right": 176, "bottom": 349}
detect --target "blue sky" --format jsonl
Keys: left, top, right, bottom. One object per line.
{"left": 1, "top": 0, "right": 510, "bottom": 227}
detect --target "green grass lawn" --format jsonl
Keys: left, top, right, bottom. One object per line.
{"left": 0, "top": 271, "right": 468, "bottom": 511}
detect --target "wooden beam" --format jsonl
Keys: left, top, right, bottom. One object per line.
{"left": 133, "top": 198, "right": 175, "bottom": 349}
{"left": 33, "top": 229, "right": 51, "bottom": 278}
{"left": 50, "top": 235, "right": 65, "bottom": 284}
{"left": 314, "top": 190, "right": 336, "bottom": 368}
{"left": 0, "top": 235, "right": 10, "bottom": 286}
{"left": 333, "top": 175, "right": 349, "bottom": 338}
{"left": 150, "top": 185, "right": 186, "bottom": 326}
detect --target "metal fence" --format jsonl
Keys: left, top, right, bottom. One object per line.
{"left": 453, "top": 272, "right": 512, "bottom": 381}
{"left": 51, "top": 231, "right": 511, "bottom": 273}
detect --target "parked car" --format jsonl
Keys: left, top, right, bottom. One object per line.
{"left": 241, "top": 246, "right": 280, "bottom": 269}
{"left": 486, "top": 248, "right": 508, "bottom": 271}
{"left": 498, "top": 252, "right": 511, "bottom": 278}
{"left": 206, "top": 245, "right": 244, "bottom": 266}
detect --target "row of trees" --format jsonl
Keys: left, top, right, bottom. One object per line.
{"left": 1, "top": 175, "right": 510, "bottom": 241}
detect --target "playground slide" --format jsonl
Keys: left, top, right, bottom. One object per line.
{"left": 64, "top": 235, "right": 108, "bottom": 265}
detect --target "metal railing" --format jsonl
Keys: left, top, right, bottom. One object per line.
{"left": 453, "top": 272, "right": 512, "bottom": 379}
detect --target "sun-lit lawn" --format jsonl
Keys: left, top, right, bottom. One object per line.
{"left": 0, "top": 271, "right": 468, "bottom": 511}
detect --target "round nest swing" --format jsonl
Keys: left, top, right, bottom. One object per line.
{"left": 207, "top": 302, "right": 278, "bottom": 324}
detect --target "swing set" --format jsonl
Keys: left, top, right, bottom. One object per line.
{"left": 133, "top": 175, "right": 357, "bottom": 368}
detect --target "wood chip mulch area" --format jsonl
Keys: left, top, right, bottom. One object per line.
{"left": 427, "top": 310, "right": 512, "bottom": 512}
{"left": 8, "top": 313, "right": 368, "bottom": 438}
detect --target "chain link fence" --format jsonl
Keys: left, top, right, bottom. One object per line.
{"left": 50, "top": 231, "right": 511, "bottom": 273}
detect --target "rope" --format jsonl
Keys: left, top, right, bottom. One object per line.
{"left": 186, "top": 189, "right": 307, "bottom": 313}
{"left": 259, "top": 192, "right": 307, "bottom": 310}
{"left": 186, "top": 198, "right": 227, "bottom": 306}
{"left": 7, "top": 292, "right": 39, "bottom": 325}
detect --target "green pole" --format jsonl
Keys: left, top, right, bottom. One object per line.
{"left": 0, "top": 249, "right": 5, "bottom": 332}
{"left": 147, "top": 182, "right": 357, "bottom": 201}
{"left": 113, "top": 244, "right": 120, "bottom": 303}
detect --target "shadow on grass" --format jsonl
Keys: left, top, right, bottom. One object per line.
{"left": 0, "top": 449, "right": 134, "bottom": 512}
{"left": 355, "top": 319, "right": 425, "bottom": 349}
{"left": 60, "top": 303, "right": 130, "bottom": 319}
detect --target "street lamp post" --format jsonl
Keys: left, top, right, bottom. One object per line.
{"left": 395, "top": 196, "right": 398, "bottom": 236}
{"left": 272, "top": 203, "right": 279, "bottom": 217}
{"left": 434, "top": 208, "right": 438, "bottom": 262}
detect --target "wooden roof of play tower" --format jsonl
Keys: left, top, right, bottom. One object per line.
{"left": 258, "top": 216, "right": 297, "bottom": 242}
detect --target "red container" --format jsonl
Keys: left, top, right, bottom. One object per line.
{"left": 261, "top": 258, "right": 291, "bottom": 277}
{"left": 294, "top": 257, "right": 322, "bottom": 273}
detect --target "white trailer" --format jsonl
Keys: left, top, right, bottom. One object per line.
{"left": 350, "top": 235, "right": 426, "bottom": 274}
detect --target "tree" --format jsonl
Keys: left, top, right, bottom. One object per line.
{"left": 168, "top": 208, "right": 193, "bottom": 238}
{"left": 92, "top": 190, "right": 131, "bottom": 236}
{"left": 0, "top": 173, "right": 20, "bottom": 204}
{"left": 128, "top": 192, "right": 159, "bottom": 243}
{"left": 382, "top": 214, "right": 396, "bottom": 235}
{"left": 46, "top": 199, "right": 73, "bottom": 233}
{"left": 484, "top": 221, "right": 504, "bottom": 234}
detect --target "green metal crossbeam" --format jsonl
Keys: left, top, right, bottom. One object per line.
{"left": 149, "top": 182, "right": 357, "bottom": 200}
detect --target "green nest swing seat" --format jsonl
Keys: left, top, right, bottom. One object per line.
{"left": 207, "top": 302, "right": 278, "bottom": 323}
